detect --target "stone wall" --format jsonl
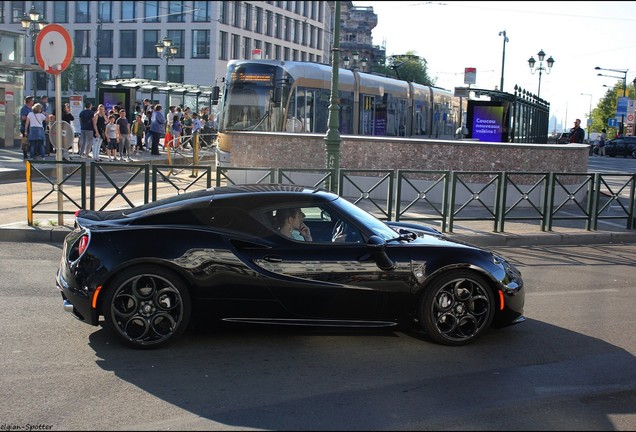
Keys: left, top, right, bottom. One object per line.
{"left": 218, "top": 132, "right": 590, "bottom": 173}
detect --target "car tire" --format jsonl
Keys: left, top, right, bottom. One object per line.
{"left": 102, "top": 265, "right": 192, "bottom": 349}
{"left": 418, "top": 270, "right": 495, "bottom": 346}
{"left": 631, "top": 149, "right": 636, "bottom": 159}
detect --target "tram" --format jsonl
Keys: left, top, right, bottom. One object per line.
{"left": 218, "top": 59, "right": 466, "bottom": 139}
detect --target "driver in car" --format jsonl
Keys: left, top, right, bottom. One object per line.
{"left": 275, "top": 208, "right": 312, "bottom": 241}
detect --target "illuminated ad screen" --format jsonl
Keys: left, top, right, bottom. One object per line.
{"left": 468, "top": 101, "right": 506, "bottom": 142}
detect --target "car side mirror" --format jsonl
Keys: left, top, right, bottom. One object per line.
{"left": 367, "top": 235, "right": 396, "bottom": 271}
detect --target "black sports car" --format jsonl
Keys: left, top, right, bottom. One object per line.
{"left": 57, "top": 185, "right": 525, "bottom": 349}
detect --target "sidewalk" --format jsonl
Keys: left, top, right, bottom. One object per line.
{"left": 2, "top": 145, "right": 636, "bottom": 247}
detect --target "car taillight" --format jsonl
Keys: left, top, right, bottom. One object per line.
{"left": 77, "top": 235, "right": 89, "bottom": 256}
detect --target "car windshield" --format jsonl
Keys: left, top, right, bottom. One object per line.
{"left": 333, "top": 197, "right": 399, "bottom": 241}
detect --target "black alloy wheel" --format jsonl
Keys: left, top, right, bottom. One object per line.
{"left": 103, "top": 266, "right": 191, "bottom": 349}
{"left": 419, "top": 270, "right": 495, "bottom": 346}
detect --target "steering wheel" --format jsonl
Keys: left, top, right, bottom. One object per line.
{"left": 331, "top": 220, "right": 346, "bottom": 243}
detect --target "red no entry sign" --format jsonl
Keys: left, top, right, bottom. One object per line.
{"left": 34, "top": 24, "right": 74, "bottom": 75}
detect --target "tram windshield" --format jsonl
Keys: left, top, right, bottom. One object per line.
{"left": 220, "top": 63, "right": 280, "bottom": 132}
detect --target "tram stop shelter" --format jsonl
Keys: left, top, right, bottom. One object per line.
{"left": 98, "top": 78, "right": 219, "bottom": 117}
{"left": 462, "top": 85, "right": 550, "bottom": 144}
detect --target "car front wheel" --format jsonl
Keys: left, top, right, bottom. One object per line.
{"left": 102, "top": 266, "right": 191, "bottom": 349}
{"left": 418, "top": 270, "right": 495, "bottom": 346}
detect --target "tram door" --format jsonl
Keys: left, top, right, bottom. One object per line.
{"left": 360, "top": 95, "right": 376, "bottom": 135}
{"left": 291, "top": 89, "right": 317, "bottom": 132}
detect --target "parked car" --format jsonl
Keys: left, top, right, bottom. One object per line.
{"left": 557, "top": 132, "right": 570, "bottom": 144}
{"left": 604, "top": 136, "right": 636, "bottom": 158}
{"left": 57, "top": 185, "right": 525, "bottom": 349}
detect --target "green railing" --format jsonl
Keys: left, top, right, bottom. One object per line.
{"left": 24, "top": 161, "right": 636, "bottom": 232}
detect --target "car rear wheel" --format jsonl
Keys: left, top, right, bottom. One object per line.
{"left": 103, "top": 266, "right": 191, "bottom": 349}
{"left": 418, "top": 270, "right": 495, "bottom": 346}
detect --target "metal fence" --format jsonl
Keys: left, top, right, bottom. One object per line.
{"left": 25, "top": 161, "right": 636, "bottom": 232}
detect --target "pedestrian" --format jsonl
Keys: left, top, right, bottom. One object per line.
{"left": 149, "top": 104, "right": 165, "bottom": 155}
{"left": 105, "top": 114, "right": 119, "bottom": 161}
{"left": 52, "top": 103, "right": 75, "bottom": 161}
{"left": 39, "top": 95, "right": 50, "bottom": 116}
{"left": 20, "top": 96, "right": 35, "bottom": 160}
{"left": 131, "top": 114, "right": 145, "bottom": 155}
{"left": 92, "top": 104, "right": 108, "bottom": 162}
{"left": 569, "top": 119, "right": 585, "bottom": 144}
{"left": 116, "top": 109, "right": 132, "bottom": 161}
{"left": 78, "top": 102, "right": 94, "bottom": 158}
{"left": 598, "top": 128, "right": 607, "bottom": 157}
{"left": 24, "top": 103, "right": 47, "bottom": 160}
{"left": 182, "top": 109, "right": 193, "bottom": 148}
{"left": 171, "top": 114, "right": 182, "bottom": 149}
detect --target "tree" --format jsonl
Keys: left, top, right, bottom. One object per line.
{"left": 593, "top": 83, "right": 622, "bottom": 138}
{"left": 61, "top": 57, "right": 88, "bottom": 93}
{"left": 375, "top": 51, "right": 435, "bottom": 86}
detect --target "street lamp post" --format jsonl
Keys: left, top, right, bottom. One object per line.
{"left": 342, "top": 51, "right": 368, "bottom": 72}
{"left": 580, "top": 93, "right": 592, "bottom": 142}
{"left": 20, "top": 5, "right": 48, "bottom": 98}
{"left": 325, "top": 0, "right": 342, "bottom": 193}
{"left": 595, "top": 66, "right": 628, "bottom": 136}
{"left": 498, "top": 30, "right": 509, "bottom": 92}
{"left": 527, "top": 49, "right": 555, "bottom": 99}
{"left": 156, "top": 36, "right": 178, "bottom": 80}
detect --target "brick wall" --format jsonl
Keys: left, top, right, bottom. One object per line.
{"left": 218, "top": 132, "right": 589, "bottom": 173}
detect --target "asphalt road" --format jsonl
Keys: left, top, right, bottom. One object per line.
{"left": 1, "top": 242, "right": 634, "bottom": 431}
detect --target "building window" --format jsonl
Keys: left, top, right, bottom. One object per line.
{"left": 192, "top": 1, "right": 209, "bottom": 22}
{"left": 255, "top": 6, "right": 263, "bottom": 33}
{"left": 98, "top": 64, "right": 112, "bottom": 82}
{"left": 143, "top": 30, "right": 160, "bottom": 57}
{"left": 167, "top": 65, "right": 184, "bottom": 83}
{"left": 144, "top": 1, "right": 159, "bottom": 22}
{"left": 284, "top": 47, "right": 290, "bottom": 61}
{"left": 36, "top": 72, "right": 47, "bottom": 92}
{"left": 74, "top": 30, "right": 90, "bottom": 57}
{"left": 192, "top": 30, "right": 210, "bottom": 59}
{"left": 265, "top": 10, "right": 273, "bottom": 36}
{"left": 244, "top": 3, "right": 252, "bottom": 30}
{"left": 232, "top": 1, "right": 240, "bottom": 27}
{"left": 285, "top": 17, "right": 292, "bottom": 42}
{"left": 275, "top": 14, "right": 282, "bottom": 39}
{"left": 167, "top": 30, "right": 185, "bottom": 59}
{"left": 219, "top": 31, "right": 228, "bottom": 60}
{"left": 219, "top": 1, "right": 228, "bottom": 24}
{"left": 168, "top": 2, "right": 184, "bottom": 22}
{"left": 119, "top": 65, "right": 136, "bottom": 79}
{"left": 243, "top": 37, "right": 251, "bottom": 59}
{"left": 75, "top": 2, "right": 90, "bottom": 23}
{"left": 121, "top": 1, "right": 135, "bottom": 22}
{"left": 231, "top": 34, "right": 240, "bottom": 59}
{"left": 265, "top": 42, "right": 272, "bottom": 60}
{"left": 275, "top": 44, "right": 281, "bottom": 60}
{"left": 98, "top": 29, "right": 113, "bottom": 58}
{"left": 143, "top": 65, "right": 159, "bottom": 80}
{"left": 120, "top": 30, "right": 136, "bottom": 58}
{"left": 77, "top": 64, "right": 90, "bottom": 91}
{"left": 293, "top": 19, "right": 300, "bottom": 44}
{"left": 98, "top": 1, "right": 113, "bottom": 22}
{"left": 316, "top": 28, "right": 322, "bottom": 50}
{"left": 53, "top": 1, "right": 67, "bottom": 23}
{"left": 10, "top": 2, "right": 24, "bottom": 23}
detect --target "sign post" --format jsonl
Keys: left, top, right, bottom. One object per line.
{"left": 34, "top": 24, "right": 74, "bottom": 226}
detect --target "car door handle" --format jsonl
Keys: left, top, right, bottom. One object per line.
{"left": 263, "top": 255, "right": 283, "bottom": 263}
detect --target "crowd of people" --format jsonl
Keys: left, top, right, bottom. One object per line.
{"left": 19, "top": 95, "right": 218, "bottom": 163}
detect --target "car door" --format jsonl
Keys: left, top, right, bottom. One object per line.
{"left": 236, "top": 206, "right": 413, "bottom": 321}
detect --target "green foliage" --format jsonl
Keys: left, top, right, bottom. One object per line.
{"left": 374, "top": 51, "right": 435, "bottom": 86}
{"left": 61, "top": 57, "right": 88, "bottom": 93}
{"left": 592, "top": 82, "right": 623, "bottom": 138}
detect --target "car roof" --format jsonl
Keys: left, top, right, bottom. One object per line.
{"left": 122, "top": 184, "right": 338, "bottom": 216}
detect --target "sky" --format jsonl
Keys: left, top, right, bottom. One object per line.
{"left": 352, "top": 1, "right": 636, "bottom": 132}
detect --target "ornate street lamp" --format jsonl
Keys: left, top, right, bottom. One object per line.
{"left": 528, "top": 49, "right": 554, "bottom": 99}
{"left": 20, "top": 5, "right": 48, "bottom": 97}
{"left": 342, "top": 51, "right": 368, "bottom": 72}
{"left": 156, "top": 36, "right": 178, "bottom": 79}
